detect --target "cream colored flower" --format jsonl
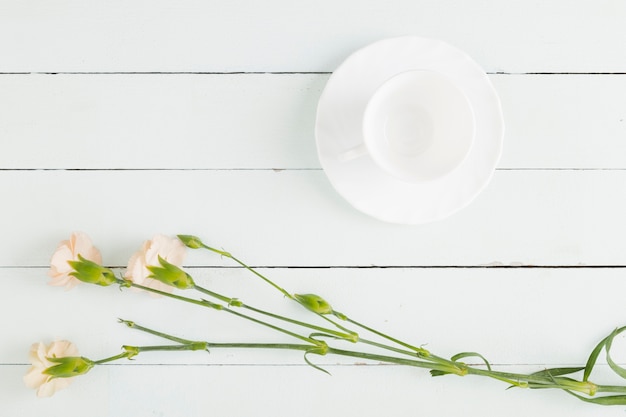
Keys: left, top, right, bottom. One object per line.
{"left": 125, "top": 234, "right": 186, "bottom": 293}
{"left": 48, "top": 232, "right": 102, "bottom": 289}
{"left": 23, "top": 340, "right": 80, "bottom": 397}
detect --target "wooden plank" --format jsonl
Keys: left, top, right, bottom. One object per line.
{"left": 0, "top": 169, "right": 624, "bottom": 267}
{"left": 0, "top": 1, "right": 625, "bottom": 73}
{"left": 493, "top": 74, "right": 626, "bottom": 169}
{"left": 0, "top": 74, "right": 324, "bottom": 169}
{"left": 1, "top": 74, "right": 626, "bottom": 170}
{"left": 5, "top": 364, "right": 625, "bottom": 417}
{"left": 4, "top": 267, "right": 626, "bottom": 365}
{"left": 4, "top": 267, "right": 626, "bottom": 416}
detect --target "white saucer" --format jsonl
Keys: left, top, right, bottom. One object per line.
{"left": 315, "top": 36, "right": 504, "bottom": 224}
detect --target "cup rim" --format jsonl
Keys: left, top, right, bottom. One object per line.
{"left": 362, "top": 69, "right": 476, "bottom": 183}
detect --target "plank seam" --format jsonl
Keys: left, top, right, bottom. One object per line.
{"left": 3, "top": 265, "right": 626, "bottom": 269}
{"left": 0, "top": 168, "right": 625, "bottom": 172}
{"left": 0, "top": 72, "right": 625, "bottom": 76}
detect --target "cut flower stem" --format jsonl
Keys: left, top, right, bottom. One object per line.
{"left": 30, "top": 233, "right": 626, "bottom": 405}
{"left": 96, "top": 319, "right": 626, "bottom": 400}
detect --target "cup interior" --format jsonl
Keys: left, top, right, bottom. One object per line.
{"left": 363, "top": 70, "right": 475, "bottom": 182}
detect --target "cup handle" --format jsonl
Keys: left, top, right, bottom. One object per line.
{"left": 337, "top": 144, "right": 367, "bottom": 162}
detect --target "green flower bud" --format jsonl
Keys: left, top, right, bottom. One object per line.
{"left": 177, "top": 235, "right": 205, "bottom": 249}
{"left": 146, "top": 256, "right": 195, "bottom": 290}
{"left": 67, "top": 254, "right": 117, "bottom": 286}
{"left": 294, "top": 293, "right": 333, "bottom": 315}
{"left": 43, "top": 356, "right": 94, "bottom": 379}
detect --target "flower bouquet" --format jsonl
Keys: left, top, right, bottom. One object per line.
{"left": 24, "top": 232, "right": 626, "bottom": 405}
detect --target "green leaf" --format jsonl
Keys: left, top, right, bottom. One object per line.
{"left": 451, "top": 352, "right": 492, "bottom": 371}
{"left": 562, "top": 390, "right": 626, "bottom": 406}
{"left": 530, "top": 367, "right": 584, "bottom": 378}
{"left": 584, "top": 334, "right": 610, "bottom": 381}
{"left": 304, "top": 352, "right": 331, "bottom": 375}
{"left": 430, "top": 370, "right": 452, "bottom": 377}
{"left": 605, "top": 326, "right": 626, "bottom": 379}
{"left": 308, "top": 332, "right": 343, "bottom": 341}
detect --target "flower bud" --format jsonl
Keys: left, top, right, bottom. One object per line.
{"left": 177, "top": 235, "right": 205, "bottom": 249}
{"left": 67, "top": 255, "right": 117, "bottom": 286}
{"left": 146, "top": 256, "right": 195, "bottom": 290}
{"left": 43, "top": 356, "right": 94, "bottom": 379}
{"left": 294, "top": 293, "right": 333, "bottom": 315}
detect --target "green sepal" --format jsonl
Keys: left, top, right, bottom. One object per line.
{"left": 430, "top": 370, "right": 452, "bottom": 377}
{"left": 146, "top": 256, "right": 195, "bottom": 289}
{"left": 43, "top": 356, "right": 94, "bottom": 379}
{"left": 177, "top": 235, "right": 205, "bottom": 249}
{"left": 122, "top": 345, "right": 140, "bottom": 359}
{"left": 67, "top": 254, "right": 117, "bottom": 286}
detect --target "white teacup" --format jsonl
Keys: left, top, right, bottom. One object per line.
{"left": 360, "top": 70, "right": 475, "bottom": 182}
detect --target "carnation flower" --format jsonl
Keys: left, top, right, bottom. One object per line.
{"left": 125, "top": 235, "right": 187, "bottom": 293}
{"left": 49, "top": 232, "right": 102, "bottom": 289}
{"left": 23, "top": 340, "right": 83, "bottom": 397}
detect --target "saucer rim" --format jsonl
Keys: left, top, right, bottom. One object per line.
{"left": 315, "top": 36, "right": 505, "bottom": 224}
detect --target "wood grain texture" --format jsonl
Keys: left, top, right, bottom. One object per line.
{"left": 5, "top": 364, "right": 625, "bottom": 417}
{"left": 2, "top": 0, "right": 626, "bottom": 414}
{"left": 0, "top": 170, "right": 625, "bottom": 267}
{"left": 4, "top": 267, "right": 626, "bottom": 365}
{"left": 1, "top": 74, "right": 626, "bottom": 169}
{"left": 3, "top": 267, "right": 626, "bottom": 416}
{"left": 1, "top": 0, "right": 625, "bottom": 73}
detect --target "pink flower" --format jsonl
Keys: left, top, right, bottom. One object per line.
{"left": 23, "top": 340, "right": 80, "bottom": 397}
{"left": 125, "top": 235, "right": 186, "bottom": 293}
{"left": 48, "top": 232, "right": 102, "bottom": 289}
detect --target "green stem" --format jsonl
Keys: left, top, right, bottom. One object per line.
{"left": 326, "top": 346, "right": 456, "bottom": 374}
{"left": 340, "top": 317, "right": 457, "bottom": 369}
{"left": 194, "top": 243, "right": 438, "bottom": 351}
{"left": 93, "top": 343, "right": 209, "bottom": 366}
{"left": 219, "top": 305, "right": 321, "bottom": 346}
{"left": 314, "top": 312, "right": 357, "bottom": 336}
{"left": 118, "top": 319, "right": 197, "bottom": 345}
{"left": 205, "top": 342, "right": 312, "bottom": 351}
{"left": 115, "top": 278, "right": 320, "bottom": 347}
{"left": 200, "top": 244, "right": 292, "bottom": 299}
{"left": 595, "top": 385, "right": 626, "bottom": 394}
{"left": 120, "top": 319, "right": 315, "bottom": 353}
{"left": 117, "top": 319, "right": 626, "bottom": 398}
{"left": 194, "top": 247, "right": 453, "bottom": 362}
{"left": 191, "top": 284, "right": 238, "bottom": 306}
{"left": 465, "top": 367, "right": 611, "bottom": 395}
{"left": 193, "top": 284, "right": 357, "bottom": 342}
{"left": 129, "top": 344, "right": 208, "bottom": 353}
{"left": 93, "top": 352, "right": 131, "bottom": 365}
{"left": 345, "top": 316, "right": 429, "bottom": 356}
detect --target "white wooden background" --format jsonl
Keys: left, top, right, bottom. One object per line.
{"left": 2, "top": 1, "right": 626, "bottom": 416}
